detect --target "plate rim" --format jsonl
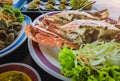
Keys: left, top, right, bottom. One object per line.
{"left": 0, "top": 14, "right": 32, "bottom": 58}
{"left": 28, "top": 38, "right": 70, "bottom": 81}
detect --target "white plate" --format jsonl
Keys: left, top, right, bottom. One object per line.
{"left": 0, "top": 62, "right": 41, "bottom": 81}
{"left": 28, "top": 11, "right": 71, "bottom": 81}
{"left": 0, "top": 15, "right": 32, "bottom": 57}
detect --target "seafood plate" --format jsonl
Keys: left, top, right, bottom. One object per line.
{"left": 25, "top": 9, "right": 120, "bottom": 49}
{"left": 0, "top": 15, "right": 32, "bottom": 57}
{"left": 0, "top": 5, "right": 24, "bottom": 51}
{"left": 0, "top": 5, "right": 32, "bottom": 57}
{"left": 26, "top": 9, "right": 120, "bottom": 81}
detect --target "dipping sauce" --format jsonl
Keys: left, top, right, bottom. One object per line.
{"left": 0, "top": 71, "right": 32, "bottom": 81}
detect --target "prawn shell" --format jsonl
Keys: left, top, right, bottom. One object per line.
{"left": 25, "top": 25, "right": 79, "bottom": 49}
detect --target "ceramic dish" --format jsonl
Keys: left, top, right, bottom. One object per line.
{"left": 0, "top": 63, "right": 41, "bottom": 81}
{"left": 27, "top": 10, "right": 118, "bottom": 81}
{"left": 28, "top": 11, "right": 70, "bottom": 81}
{"left": 0, "top": 15, "right": 32, "bottom": 57}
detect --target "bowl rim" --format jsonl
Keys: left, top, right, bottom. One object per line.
{"left": 0, "top": 62, "right": 42, "bottom": 81}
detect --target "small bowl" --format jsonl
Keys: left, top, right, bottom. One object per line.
{"left": 24, "top": 4, "right": 39, "bottom": 10}
{"left": 0, "top": 63, "right": 41, "bottom": 81}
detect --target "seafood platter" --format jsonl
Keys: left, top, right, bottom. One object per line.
{"left": 0, "top": 5, "right": 32, "bottom": 57}
{"left": 21, "top": 0, "right": 93, "bottom": 13}
{"left": 25, "top": 8, "right": 120, "bottom": 81}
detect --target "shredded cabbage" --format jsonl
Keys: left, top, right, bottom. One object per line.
{"left": 77, "top": 40, "right": 120, "bottom": 70}
{"left": 58, "top": 40, "right": 120, "bottom": 81}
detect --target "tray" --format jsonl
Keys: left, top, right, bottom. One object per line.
{"left": 20, "top": 0, "right": 71, "bottom": 13}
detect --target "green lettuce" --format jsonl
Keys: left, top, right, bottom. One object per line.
{"left": 58, "top": 46, "right": 75, "bottom": 76}
{"left": 0, "top": 5, "right": 24, "bottom": 23}
{"left": 58, "top": 40, "right": 120, "bottom": 81}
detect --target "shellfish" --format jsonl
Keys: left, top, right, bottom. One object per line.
{"left": 40, "top": 9, "right": 109, "bottom": 26}
{"left": 0, "top": 19, "right": 22, "bottom": 50}
{"left": 25, "top": 19, "right": 120, "bottom": 49}
{"left": 25, "top": 10, "right": 120, "bottom": 49}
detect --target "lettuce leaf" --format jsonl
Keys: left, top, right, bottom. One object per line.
{"left": 97, "top": 66, "right": 120, "bottom": 81}
{"left": 0, "top": 5, "right": 24, "bottom": 23}
{"left": 58, "top": 41, "right": 120, "bottom": 81}
{"left": 58, "top": 46, "right": 75, "bottom": 76}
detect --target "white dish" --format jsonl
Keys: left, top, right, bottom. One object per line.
{"left": 28, "top": 11, "right": 71, "bottom": 81}
{"left": 28, "top": 10, "right": 104, "bottom": 80}
{"left": 27, "top": 8, "right": 118, "bottom": 81}
{"left": 0, "top": 15, "right": 32, "bottom": 57}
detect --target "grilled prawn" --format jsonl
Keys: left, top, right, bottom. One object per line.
{"left": 25, "top": 20, "right": 120, "bottom": 49}
{"left": 40, "top": 9, "right": 109, "bottom": 26}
